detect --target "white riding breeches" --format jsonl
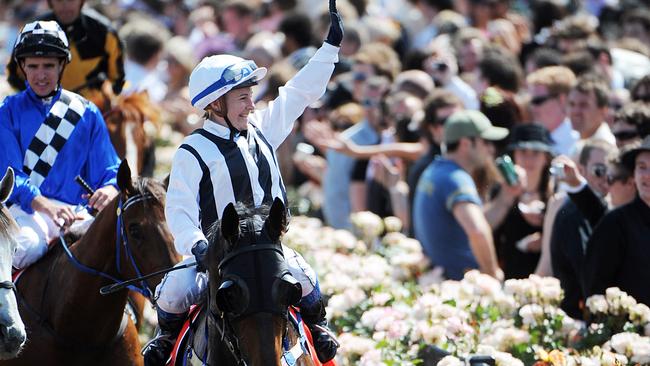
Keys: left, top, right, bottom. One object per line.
{"left": 9, "top": 201, "right": 93, "bottom": 269}
{"left": 155, "top": 245, "right": 318, "bottom": 314}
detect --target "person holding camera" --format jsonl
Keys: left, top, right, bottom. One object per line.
{"left": 413, "top": 110, "right": 506, "bottom": 280}
{"left": 424, "top": 39, "right": 479, "bottom": 110}
{"left": 545, "top": 139, "right": 616, "bottom": 318}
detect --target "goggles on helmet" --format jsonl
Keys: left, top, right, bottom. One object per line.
{"left": 191, "top": 60, "right": 258, "bottom": 107}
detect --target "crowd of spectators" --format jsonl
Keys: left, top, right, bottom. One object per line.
{"left": 1, "top": 0, "right": 649, "bottom": 320}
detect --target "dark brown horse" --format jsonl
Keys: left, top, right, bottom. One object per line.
{"left": 88, "top": 83, "right": 159, "bottom": 177}
{"left": 172, "top": 198, "right": 314, "bottom": 366}
{"left": 0, "top": 168, "right": 26, "bottom": 359}
{"left": 2, "top": 161, "right": 180, "bottom": 366}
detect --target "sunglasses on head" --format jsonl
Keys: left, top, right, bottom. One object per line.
{"left": 590, "top": 164, "right": 607, "bottom": 178}
{"left": 613, "top": 130, "right": 639, "bottom": 141}
{"left": 530, "top": 94, "right": 557, "bottom": 106}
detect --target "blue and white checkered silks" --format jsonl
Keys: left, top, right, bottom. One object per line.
{"left": 189, "top": 55, "right": 267, "bottom": 110}
{"left": 14, "top": 20, "right": 69, "bottom": 50}
{"left": 23, "top": 91, "right": 86, "bottom": 188}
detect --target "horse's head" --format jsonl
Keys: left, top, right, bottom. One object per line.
{"left": 207, "top": 198, "right": 302, "bottom": 366}
{"left": 104, "top": 92, "right": 159, "bottom": 176}
{"left": 0, "top": 168, "right": 26, "bottom": 359}
{"left": 113, "top": 160, "right": 180, "bottom": 295}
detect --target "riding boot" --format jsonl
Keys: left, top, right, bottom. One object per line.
{"left": 142, "top": 309, "right": 187, "bottom": 366}
{"left": 300, "top": 298, "right": 339, "bottom": 363}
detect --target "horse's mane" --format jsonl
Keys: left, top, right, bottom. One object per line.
{"left": 110, "top": 93, "right": 160, "bottom": 127}
{"left": 87, "top": 83, "right": 160, "bottom": 127}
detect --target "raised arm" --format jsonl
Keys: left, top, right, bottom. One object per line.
{"left": 256, "top": 0, "right": 342, "bottom": 149}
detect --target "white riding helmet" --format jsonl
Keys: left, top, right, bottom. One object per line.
{"left": 189, "top": 54, "right": 267, "bottom": 110}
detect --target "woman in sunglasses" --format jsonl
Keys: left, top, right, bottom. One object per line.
{"left": 142, "top": 1, "right": 344, "bottom": 364}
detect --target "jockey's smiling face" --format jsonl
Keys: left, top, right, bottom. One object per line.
{"left": 21, "top": 57, "right": 65, "bottom": 97}
{"left": 224, "top": 87, "right": 255, "bottom": 131}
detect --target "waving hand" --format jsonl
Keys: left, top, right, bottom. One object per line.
{"left": 325, "top": 0, "right": 344, "bottom": 47}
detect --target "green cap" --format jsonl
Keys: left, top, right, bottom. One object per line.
{"left": 444, "top": 110, "right": 509, "bottom": 144}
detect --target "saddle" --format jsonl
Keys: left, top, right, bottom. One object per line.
{"left": 167, "top": 306, "right": 335, "bottom": 366}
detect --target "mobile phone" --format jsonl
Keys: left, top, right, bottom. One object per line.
{"left": 495, "top": 155, "right": 519, "bottom": 186}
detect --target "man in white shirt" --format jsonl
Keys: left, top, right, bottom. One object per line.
{"left": 526, "top": 66, "right": 580, "bottom": 156}
{"left": 568, "top": 76, "right": 616, "bottom": 147}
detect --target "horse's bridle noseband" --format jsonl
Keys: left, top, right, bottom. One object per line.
{"left": 0, "top": 280, "right": 16, "bottom": 292}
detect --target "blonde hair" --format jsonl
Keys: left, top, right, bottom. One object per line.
{"left": 526, "top": 66, "right": 576, "bottom": 96}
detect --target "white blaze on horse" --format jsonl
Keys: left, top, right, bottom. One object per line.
{"left": 0, "top": 168, "right": 26, "bottom": 359}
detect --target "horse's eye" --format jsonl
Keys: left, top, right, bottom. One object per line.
{"left": 128, "top": 224, "right": 143, "bottom": 240}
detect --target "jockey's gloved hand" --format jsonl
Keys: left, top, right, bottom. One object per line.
{"left": 325, "top": 0, "right": 344, "bottom": 47}
{"left": 191, "top": 240, "right": 209, "bottom": 272}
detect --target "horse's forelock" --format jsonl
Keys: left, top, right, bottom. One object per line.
{"left": 206, "top": 203, "right": 271, "bottom": 256}
{"left": 132, "top": 178, "right": 166, "bottom": 207}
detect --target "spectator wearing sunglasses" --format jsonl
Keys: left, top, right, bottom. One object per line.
{"left": 612, "top": 101, "right": 650, "bottom": 148}
{"left": 547, "top": 139, "right": 616, "bottom": 318}
{"left": 526, "top": 66, "right": 579, "bottom": 156}
{"left": 584, "top": 136, "right": 650, "bottom": 306}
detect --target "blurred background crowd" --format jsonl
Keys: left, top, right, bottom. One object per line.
{"left": 1, "top": 0, "right": 649, "bottom": 319}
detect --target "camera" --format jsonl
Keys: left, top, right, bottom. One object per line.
{"left": 549, "top": 162, "right": 565, "bottom": 179}
{"left": 430, "top": 61, "right": 448, "bottom": 72}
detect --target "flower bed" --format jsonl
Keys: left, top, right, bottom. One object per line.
{"left": 285, "top": 212, "right": 650, "bottom": 366}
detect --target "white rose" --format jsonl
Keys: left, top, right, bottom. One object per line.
{"left": 383, "top": 216, "right": 403, "bottom": 233}
{"left": 610, "top": 332, "right": 639, "bottom": 355}
{"left": 337, "top": 333, "right": 376, "bottom": 356}
{"left": 359, "top": 349, "right": 383, "bottom": 366}
{"left": 586, "top": 295, "right": 609, "bottom": 314}
{"left": 438, "top": 356, "right": 464, "bottom": 366}
{"left": 630, "top": 339, "right": 650, "bottom": 364}
{"left": 494, "top": 351, "right": 525, "bottom": 366}
{"left": 519, "top": 304, "right": 544, "bottom": 326}
{"left": 630, "top": 303, "right": 650, "bottom": 325}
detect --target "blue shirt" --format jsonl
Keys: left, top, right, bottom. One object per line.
{"left": 413, "top": 158, "right": 482, "bottom": 280}
{"left": 0, "top": 86, "right": 120, "bottom": 213}
{"left": 322, "top": 120, "right": 379, "bottom": 229}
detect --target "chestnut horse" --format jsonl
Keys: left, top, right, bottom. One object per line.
{"left": 172, "top": 198, "right": 315, "bottom": 366}
{"left": 2, "top": 161, "right": 180, "bottom": 366}
{"left": 0, "top": 168, "right": 26, "bottom": 359}
{"left": 89, "top": 84, "right": 159, "bottom": 177}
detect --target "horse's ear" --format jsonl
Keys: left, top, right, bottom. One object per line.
{"left": 0, "top": 167, "right": 15, "bottom": 204}
{"left": 221, "top": 203, "right": 240, "bottom": 241}
{"left": 116, "top": 160, "right": 135, "bottom": 194}
{"left": 266, "top": 197, "right": 287, "bottom": 240}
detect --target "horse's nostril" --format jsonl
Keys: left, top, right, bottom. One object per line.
{"left": 0, "top": 324, "right": 26, "bottom": 356}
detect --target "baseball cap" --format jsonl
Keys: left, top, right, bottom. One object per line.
{"left": 444, "top": 110, "right": 509, "bottom": 144}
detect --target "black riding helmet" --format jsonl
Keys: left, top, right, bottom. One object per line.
{"left": 13, "top": 20, "right": 71, "bottom": 63}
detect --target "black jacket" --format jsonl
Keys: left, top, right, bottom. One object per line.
{"left": 584, "top": 196, "right": 650, "bottom": 306}
{"left": 7, "top": 8, "right": 125, "bottom": 97}
{"left": 550, "top": 198, "right": 593, "bottom": 319}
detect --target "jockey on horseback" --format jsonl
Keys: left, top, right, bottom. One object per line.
{"left": 0, "top": 21, "right": 120, "bottom": 270}
{"left": 142, "top": 1, "right": 344, "bottom": 364}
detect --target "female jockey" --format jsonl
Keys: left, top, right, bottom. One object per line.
{"left": 142, "top": 1, "right": 344, "bottom": 364}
